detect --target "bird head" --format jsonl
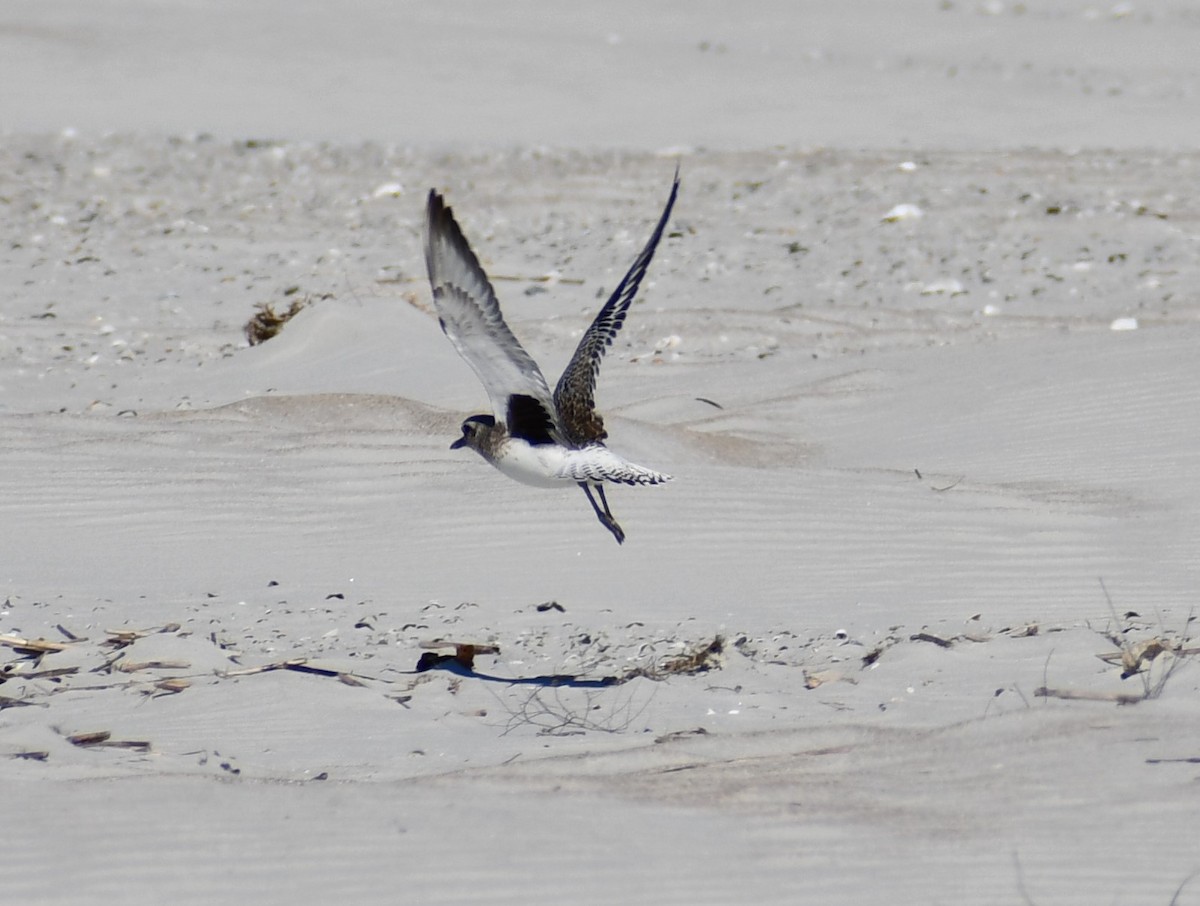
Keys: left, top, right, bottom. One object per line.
{"left": 450, "top": 414, "right": 496, "bottom": 450}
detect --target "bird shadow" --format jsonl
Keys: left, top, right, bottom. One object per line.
{"left": 415, "top": 652, "right": 622, "bottom": 688}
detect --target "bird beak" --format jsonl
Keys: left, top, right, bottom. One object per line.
{"left": 450, "top": 436, "right": 466, "bottom": 450}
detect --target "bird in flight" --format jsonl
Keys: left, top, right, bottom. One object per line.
{"left": 423, "top": 172, "right": 679, "bottom": 544}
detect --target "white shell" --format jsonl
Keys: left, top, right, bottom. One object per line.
{"left": 882, "top": 203, "right": 924, "bottom": 223}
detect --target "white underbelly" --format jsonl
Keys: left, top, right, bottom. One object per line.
{"left": 493, "top": 441, "right": 576, "bottom": 489}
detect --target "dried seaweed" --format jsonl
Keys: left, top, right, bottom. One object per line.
{"left": 245, "top": 298, "right": 304, "bottom": 345}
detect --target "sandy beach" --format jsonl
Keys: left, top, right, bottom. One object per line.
{"left": 2, "top": 3, "right": 1200, "bottom": 904}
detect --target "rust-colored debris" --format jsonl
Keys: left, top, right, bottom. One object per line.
{"left": 416, "top": 642, "right": 498, "bottom": 673}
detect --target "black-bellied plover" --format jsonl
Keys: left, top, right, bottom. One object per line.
{"left": 424, "top": 172, "right": 679, "bottom": 544}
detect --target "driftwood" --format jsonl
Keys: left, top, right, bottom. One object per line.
{"left": 116, "top": 660, "right": 192, "bottom": 673}
{"left": 9, "top": 666, "right": 79, "bottom": 681}
{"left": 221, "top": 658, "right": 371, "bottom": 686}
{"left": 0, "top": 634, "right": 72, "bottom": 654}
{"left": 910, "top": 631, "right": 953, "bottom": 649}
{"left": 1034, "top": 686, "right": 1143, "bottom": 705}
{"left": 152, "top": 678, "right": 191, "bottom": 695}
{"left": 66, "top": 730, "right": 151, "bottom": 751}
{"left": 102, "top": 623, "right": 181, "bottom": 648}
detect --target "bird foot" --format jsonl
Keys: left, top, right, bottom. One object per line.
{"left": 600, "top": 514, "right": 626, "bottom": 545}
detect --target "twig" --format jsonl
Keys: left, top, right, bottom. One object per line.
{"left": 220, "top": 659, "right": 374, "bottom": 682}
{"left": 930, "top": 476, "right": 964, "bottom": 492}
{"left": 1034, "top": 686, "right": 1143, "bottom": 705}
{"left": 116, "top": 660, "right": 191, "bottom": 673}
{"left": 16, "top": 666, "right": 79, "bottom": 680}
{"left": 0, "top": 634, "right": 72, "bottom": 654}
{"left": 65, "top": 730, "right": 151, "bottom": 751}
{"left": 910, "top": 631, "right": 952, "bottom": 648}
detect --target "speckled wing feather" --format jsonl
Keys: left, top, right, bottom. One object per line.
{"left": 553, "top": 170, "right": 680, "bottom": 447}
{"left": 554, "top": 447, "right": 672, "bottom": 486}
{"left": 425, "top": 190, "right": 561, "bottom": 439}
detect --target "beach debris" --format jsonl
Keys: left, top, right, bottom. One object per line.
{"left": 5, "top": 665, "right": 79, "bottom": 682}
{"left": 0, "top": 634, "right": 73, "bottom": 655}
{"left": 882, "top": 203, "right": 923, "bottom": 222}
{"left": 862, "top": 636, "right": 900, "bottom": 666}
{"left": 103, "top": 631, "right": 142, "bottom": 649}
{"left": 536, "top": 601, "right": 565, "bottom": 613}
{"left": 654, "top": 727, "right": 709, "bottom": 744}
{"left": 152, "top": 678, "right": 191, "bottom": 695}
{"left": 65, "top": 730, "right": 152, "bottom": 752}
{"left": 1034, "top": 686, "right": 1143, "bottom": 706}
{"left": 372, "top": 181, "right": 404, "bottom": 198}
{"left": 919, "top": 278, "right": 966, "bottom": 296}
{"left": 653, "top": 636, "right": 724, "bottom": 676}
{"left": 1005, "top": 622, "right": 1039, "bottom": 638}
{"left": 657, "top": 336, "right": 686, "bottom": 360}
{"left": 209, "top": 631, "right": 239, "bottom": 651}
{"left": 1110, "top": 316, "right": 1138, "bottom": 331}
{"left": 116, "top": 659, "right": 192, "bottom": 673}
{"left": 804, "top": 668, "right": 852, "bottom": 689}
{"left": 910, "top": 631, "right": 953, "bottom": 649}
{"left": 929, "top": 475, "right": 965, "bottom": 492}
{"left": 416, "top": 641, "right": 499, "bottom": 672}
{"left": 0, "top": 695, "right": 42, "bottom": 710}
{"left": 102, "top": 623, "right": 181, "bottom": 649}
{"left": 222, "top": 658, "right": 365, "bottom": 681}
{"left": 67, "top": 730, "right": 112, "bottom": 746}
{"left": 1097, "top": 637, "right": 1174, "bottom": 679}
{"left": 244, "top": 295, "right": 307, "bottom": 345}
{"left": 1095, "top": 579, "right": 1193, "bottom": 697}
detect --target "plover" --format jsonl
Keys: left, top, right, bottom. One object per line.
{"left": 424, "top": 172, "right": 679, "bottom": 544}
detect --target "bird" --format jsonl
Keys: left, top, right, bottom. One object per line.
{"left": 423, "top": 171, "right": 679, "bottom": 544}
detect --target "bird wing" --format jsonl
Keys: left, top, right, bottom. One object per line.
{"left": 553, "top": 169, "right": 680, "bottom": 446}
{"left": 424, "top": 190, "right": 561, "bottom": 439}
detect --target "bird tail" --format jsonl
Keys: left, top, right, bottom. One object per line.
{"left": 557, "top": 447, "right": 672, "bottom": 486}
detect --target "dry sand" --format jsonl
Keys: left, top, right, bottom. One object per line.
{"left": 2, "top": 3, "right": 1200, "bottom": 904}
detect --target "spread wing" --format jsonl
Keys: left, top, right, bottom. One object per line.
{"left": 554, "top": 169, "right": 680, "bottom": 446}
{"left": 424, "top": 190, "right": 561, "bottom": 439}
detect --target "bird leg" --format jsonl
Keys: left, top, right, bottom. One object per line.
{"left": 580, "top": 482, "right": 625, "bottom": 545}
